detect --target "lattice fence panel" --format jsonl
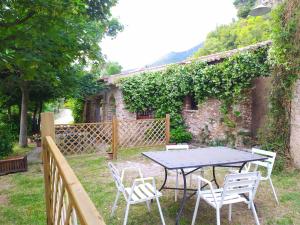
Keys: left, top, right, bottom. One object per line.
{"left": 55, "top": 123, "right": 112, "bottom": 155}
{"left": 118, "top": 118, "right": 166, "bottom": 149}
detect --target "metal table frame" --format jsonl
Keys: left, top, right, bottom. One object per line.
{"left": 142, "top": 147, "right": 267, "bottom": 225}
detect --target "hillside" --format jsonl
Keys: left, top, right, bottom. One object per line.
{"left": 149, "top": 42, "right": 203, "bottom": 67}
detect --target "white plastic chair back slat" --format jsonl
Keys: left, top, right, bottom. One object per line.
{"left": 221, "top": 172, "right": 261, "bottom": 206}
{"left": 108, "top": 162, "right": 125, "bottom": 193}
{"left": 192, "top": 172, "right": 262, "bottom": 225}
{"left": 166, "top": 144, "right": 189, "bottom": 151}
{"left": 251, "top": 148, "right": 276, "bottom": 179}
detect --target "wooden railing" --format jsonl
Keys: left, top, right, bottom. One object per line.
{"left": 43, "top": 136, "right": 106, "bottom": 225}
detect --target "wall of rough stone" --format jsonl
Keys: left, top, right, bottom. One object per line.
{"left": 182, "top": 95, "right": 252, "bottom": 147}
{"left": 290, "top": 79, "right": 300, "bottom": 168}
{"left": 113, "top": 87, "right": 136, "bottom": 120}
{"left": 251, "top": 77, "right": 272, "bottom": 136}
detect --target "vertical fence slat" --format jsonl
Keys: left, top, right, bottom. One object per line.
{"left": 165, "top": 114, "right": 170, "bottom": 144}
{"left": 43, "top": 143, "right": 52, "bottom": 225}
{"left": 112, "top": 116, "right": 118, "bottom": 159}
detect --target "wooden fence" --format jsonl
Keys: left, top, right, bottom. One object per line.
{"left": 54, "top": 114, "right": 170, "bottom": 158}
{"left": 41, "top": 112, "right": 106, "bottom": 225}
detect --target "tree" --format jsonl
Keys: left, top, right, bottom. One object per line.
{"left": 0, "top": 0, "right": 122, "bottom": 147}
{"left": 101, "top": 61, "right": 122, "bottom": 76}
{"left": 194, "top": 16, "right": 271, "bottom": 58}
{"left": 233, "top": 0, "right": 256, "bottom": 18}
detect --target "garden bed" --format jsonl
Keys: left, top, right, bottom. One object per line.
{"left": 0, "top": 156, "right": 28, "bottom": 176}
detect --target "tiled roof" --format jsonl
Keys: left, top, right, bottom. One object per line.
{"left": 101, "top": 40, "right": 272, "bottom": 84}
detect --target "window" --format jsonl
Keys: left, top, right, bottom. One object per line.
{"left": 183, "top": 95, "right": 198, "bottom": 110}
{"left": 136, "top": 109, "right": 154, "bottom": 120}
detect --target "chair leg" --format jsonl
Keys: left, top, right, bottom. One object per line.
{"left": 155, "top": 197, "right": 166, "bottom": 225}
{"left": 111, "top": 191, "right": 120, "bottom": 217}
{"left": 228, "top": 204, "right": 232, "bottom": 221}
{"left": 123, "top": 202, "right": 130, "bottom": 225}
{"left": 191, "top": 192, "right": 201, "bottom": 225}
{"left": 250, "top": 201, "right": 260, "bottom": 225}
{"left": 175, "top": 170, "right": 178, "bottom": 202}
{"left": 216, "top": 207, "right": 221, "bottom": 225}
{"left": 146, "top": 200, "right": 151, "bottom": 212}
{"left": 269, "top": 178, "right": 279, "bottom": 205}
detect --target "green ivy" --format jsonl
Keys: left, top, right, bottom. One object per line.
{"left": 120, "top": 47, "right": 270, "bottom": 142}
{"left": 258, "top": 1, "right": 300, "bottom": 171}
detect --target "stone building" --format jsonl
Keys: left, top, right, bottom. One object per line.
{"left": 83, "top": 41, "right": 272, "bottom": 145}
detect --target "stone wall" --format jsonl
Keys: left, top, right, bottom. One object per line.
{"left": 251, "top": 77, "right": 272, "bottom": 136}
{"left": 290, "top": 79, "right": 300, "bottom": 168}
{"left": 113, "top": 87, "right": 136, "bottom": 120}
{"left": 183, "top": 95, "right": 252, "bottom": 147}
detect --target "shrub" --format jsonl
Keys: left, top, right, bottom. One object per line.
{"left": 170, "top": 126, "right": 193, "bottom": 143}
{"left": 0, "top": 125, "right": 14, "bottom": 159}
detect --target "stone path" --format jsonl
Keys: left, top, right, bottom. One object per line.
{"left": 27, "top": 147, "right": 42, "bottom": 164}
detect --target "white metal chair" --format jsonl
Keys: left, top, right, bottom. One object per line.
{"left": 108, "top": 162, "right": 166, "bottom": 225}
{"left": 233, "top": 148, "right": 279, "bottom": 204}
{"left": 166, "top": 144, "right": 204, "bottom": 202}
{"left": 192, "top": 172, "right": 261, "bottom": 225}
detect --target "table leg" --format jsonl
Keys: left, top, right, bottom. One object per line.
{"left": 175, "top": 169, "right": 187, "bottom": 225}
{"left": 159, "top": 167, "right": 168, "bottom": 191}
{"left": 239, "top": 162, "right": 247, "bottom": 172}
{"left": 212, "top": 166, "right": 220, "bottom": 188}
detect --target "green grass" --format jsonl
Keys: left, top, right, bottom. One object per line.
{"left": 11, "top": 143, "right": 35, "bottom": 157}
{"left": 1, "top": 148, "right": 300, "bottom": 225}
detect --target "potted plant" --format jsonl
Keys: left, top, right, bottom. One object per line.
{"left": 32, "top": 133, "right": 42, "bottom": 147}
{"left": 106, "top": 147, "right": 114, "bottom": 160}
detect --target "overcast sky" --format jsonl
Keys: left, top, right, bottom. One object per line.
{"left": 101, "top": 0, "right": 237, "bottom": 70}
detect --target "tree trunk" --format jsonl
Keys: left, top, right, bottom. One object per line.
{"left": 7, "top": 106, "right": 11, "bottom": 121}
{"left": 32, "top": 102, "right": 38, "bottom": 133}
{"left": 19, "top": 82, "right": 29, "bottom": 147}
{"left": 37, "top": 101, "right": 43, "bottom": 132}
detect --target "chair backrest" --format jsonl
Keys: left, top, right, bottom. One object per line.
{"left": 108, "top": 162, "right": 125, "bottom": 193}
{"left": 251, "top": 148, "right": 276, "bottom": 177}
{"left": 221, "top": 172, "right": 261, "bottom": 206}
{"left": 166, "top": 144, "right": 189, "bottom": 151}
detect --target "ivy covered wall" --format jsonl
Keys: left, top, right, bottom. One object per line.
{"left": 259, "top": 0, "right": 300, "bottom": 170}
{"left": 120, "top": 46, "right": 270, "bottom": 144}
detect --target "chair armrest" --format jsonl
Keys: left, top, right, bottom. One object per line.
{"left": 121, "top": 166, "right": 143, "bottom": 182}
{"left": 197, "top": 176, "right": 218, "bottom": 206}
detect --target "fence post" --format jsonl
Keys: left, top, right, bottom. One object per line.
{"left": 41, "top": 112, "right": 55, "bottom": 143}
{"left": 165, "top": 114, "right": 170, "bottom": 144}
{"left": 41, "top": 112, "right": 55, "bottom": 225}
{"left": 112, "top": 116, "right": 118, "bottom": 159}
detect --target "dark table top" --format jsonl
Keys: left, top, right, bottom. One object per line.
{"left": 142, "top": 147, "right": 268, "bottom": 170}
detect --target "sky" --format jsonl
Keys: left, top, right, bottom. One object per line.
{"left": 101, "top": 0, "right": 237, "bottom": 70}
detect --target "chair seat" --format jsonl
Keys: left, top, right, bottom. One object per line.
{"left": 125, "top": 183, "right": 162, "bottom": 203}
{"left": 200, "top": 188, "right": 247, "bottom": 208}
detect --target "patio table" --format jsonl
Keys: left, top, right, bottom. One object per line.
{"left": 142, "top": 146, "right": 268, "bottom": 225}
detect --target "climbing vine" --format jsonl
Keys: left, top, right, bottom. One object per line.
{"left": 258, "top": 0, "right": 300, "bottom": 171}
{"left": 120, "top": 47, "right": 270, "bottom": 142}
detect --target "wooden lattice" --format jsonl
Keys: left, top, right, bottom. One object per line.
{"left": 43, "top": 136, "right": 106, "bottom": 225}
{"left": 117, "top": 118, "right": 166, "bottom": 149}
{"left": 55, "top": 122, "right": 112, "bottom": 155}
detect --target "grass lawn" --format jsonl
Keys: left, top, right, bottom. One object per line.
{"left": 0, "top": 147, "right": 300, "bottom": 225}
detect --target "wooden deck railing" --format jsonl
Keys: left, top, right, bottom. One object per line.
{"left": 43, "top": 136, "right": 106, "bottom": 225}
